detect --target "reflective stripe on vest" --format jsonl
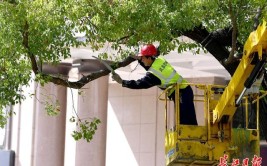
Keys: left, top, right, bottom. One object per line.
{"left": 148, "top": 56, "right": 188, "bottom": 89}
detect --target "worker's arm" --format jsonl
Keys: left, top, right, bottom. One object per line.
{"left": 122, "top": 72, "right": 161, "bottom": 89}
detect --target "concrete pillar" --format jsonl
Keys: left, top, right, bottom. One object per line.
{"left": 32, "top": 83, "right": 67, "bottom": 166}
{"left": 11, "top": 80, "right": 36, "bottom": 166}
{"left": 75, "top": 76, "right": 109, "bottom": 166}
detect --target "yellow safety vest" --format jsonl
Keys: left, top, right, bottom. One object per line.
{"left": 148, "top": 56, "right": 188, "bottom": 91}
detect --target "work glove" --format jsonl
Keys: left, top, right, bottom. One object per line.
{"left": 112, "top": 73, "right": 123, "bottom": 84}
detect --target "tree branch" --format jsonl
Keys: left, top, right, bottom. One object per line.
{"left": 225, "top": 0, "right": 238, "bottom": 65}
{"left": 182, "top": 25, "right": 239, "bottom": 75}
{"left": 253, "top": 7, "right": 263, "bottom": 30}
{"left": 46, "top": 56, "right": 136, "bottom": 89}
{"left": 22, "top": 21, "right": 39, "bottom": 75}
{"left": 21, "top": 16, "right": 137, "bottom": 89}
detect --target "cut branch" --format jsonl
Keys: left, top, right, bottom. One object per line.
{"left": 46, "top": 56, "right": 136, "bottom": 89}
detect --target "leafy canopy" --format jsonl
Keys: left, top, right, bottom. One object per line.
{"left": 0, "top": 0, "right": 266, "bottom": 140}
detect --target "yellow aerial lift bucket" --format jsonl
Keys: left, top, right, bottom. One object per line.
{"left": 160, "top": 20, "right": 267, "bottom": 166}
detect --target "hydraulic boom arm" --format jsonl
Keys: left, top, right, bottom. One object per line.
{"left": 213, "top": 20, "right": 267, "bottom": 124}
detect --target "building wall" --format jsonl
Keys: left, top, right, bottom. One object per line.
{"left": 106, "top": 84, "right": 165, "bottom": 166}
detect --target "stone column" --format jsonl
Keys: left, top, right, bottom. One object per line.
{"left": 75, "top": 76, "right": 109, "bottom": 166}
{"left": 32, "top": 83, "right": 67, "bottom": 166}
{"left": 11, "top": 79, "right": 36, "bottom": 166}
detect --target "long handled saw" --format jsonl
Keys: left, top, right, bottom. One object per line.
{"left": 92, "top": 56, "right": 116, "bottom": 75}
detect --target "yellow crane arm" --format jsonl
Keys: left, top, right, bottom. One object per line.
{"left": 213, "top": 20, "right": 267, "bottom": 124}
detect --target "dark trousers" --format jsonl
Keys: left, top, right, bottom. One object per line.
{"left": 169, "top": 85, "right": 198, "bottom": 125}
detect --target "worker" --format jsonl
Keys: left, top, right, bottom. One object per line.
{"left": 112, "top": 44, "right": 198, "bottom": 125}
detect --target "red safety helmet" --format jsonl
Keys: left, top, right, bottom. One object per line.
{"left": 139, "top": 44, "right": 157, "bottom": 57}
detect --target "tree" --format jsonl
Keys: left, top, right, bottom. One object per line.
{"left": 0, "top": 0, "right": 267, "bottom": 141}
